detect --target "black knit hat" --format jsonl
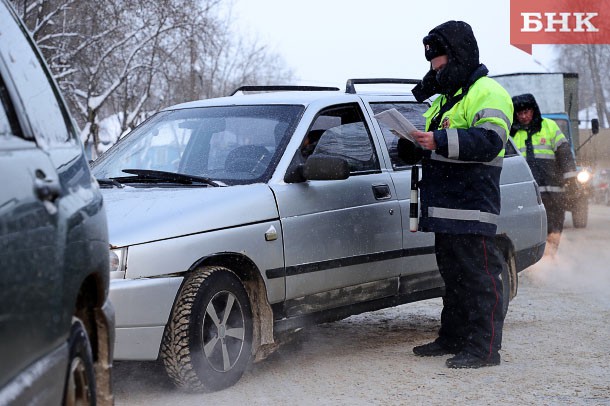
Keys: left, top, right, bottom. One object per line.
{"left": 423, "top": 33, "right": 447, "bottom": 61}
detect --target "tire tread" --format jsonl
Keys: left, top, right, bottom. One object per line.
{"left": 161, "top": 269, "right": 215, "bottom": 392}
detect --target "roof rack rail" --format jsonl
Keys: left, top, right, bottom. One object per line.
{"left": 345, "top": 78, "right": 421, "bottom": 94}
{"left": 231, "top": 85, "right": 340, "bottom": 96}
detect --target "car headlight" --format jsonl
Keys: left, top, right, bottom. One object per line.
{"left": 109, "top": 247, "right": 127, "bottom": 279}
{"left": 577, "top": 169, "right": 592, "bottom": 184}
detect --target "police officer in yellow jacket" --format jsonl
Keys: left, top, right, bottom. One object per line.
{"left": 511, "top": 93, "right": 577, "bottom": 257}
{"left": 398, "top": 21, "right": 513, "bottom": 368}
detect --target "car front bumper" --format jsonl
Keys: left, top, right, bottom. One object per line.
{"left": 109, "top": 277, "right": 184, "bottom": 360}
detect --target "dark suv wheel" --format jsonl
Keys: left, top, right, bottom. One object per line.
{"left": 63, "top": 318, "right": 96, "bottom": 406}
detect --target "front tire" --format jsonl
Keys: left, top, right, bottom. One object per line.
{"left": 63, "top": 318, "right": 96, "bottom": 406}
{"left": 161, "top": 266, "right": 253, "bottom": 392}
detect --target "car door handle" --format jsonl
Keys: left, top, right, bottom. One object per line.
{"left": 372, "top": 184, "right": 392, "bottom": 200}
{"left": 34, "top": 175, "right": 61, "bottom": 202}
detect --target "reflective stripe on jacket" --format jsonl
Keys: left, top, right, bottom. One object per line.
{"left": 510, "top": 118, "right": 576, "bottom": 192}
{"left": 418, "top": 72, "right": 513, "bottom": 236}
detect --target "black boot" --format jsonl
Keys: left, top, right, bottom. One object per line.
{"left": 413, "top": 341, "right": 459, "bottom": 357}
{"left": 446, "top": 351, "right": 501, "bottom": 368}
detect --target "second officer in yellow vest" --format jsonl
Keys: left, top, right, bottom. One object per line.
{"left": 510, "top": 93, "right": 577, "bottom": 257}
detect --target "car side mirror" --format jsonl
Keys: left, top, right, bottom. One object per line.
{"left": 302, "top": 155, "right": 350, "bottom": 181}
{"left": 591, "top": 118, "right": 599, "bottom": 135}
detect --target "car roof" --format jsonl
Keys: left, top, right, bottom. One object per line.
{"left": 163, "top": 80, "right": 422, "bottom": 111}
{"left": 167, "top": 91, "right": 355, "bottom": 110}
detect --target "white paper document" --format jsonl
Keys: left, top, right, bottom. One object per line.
{"left": 374, "top": 108, "right": 420, "bottom": 146}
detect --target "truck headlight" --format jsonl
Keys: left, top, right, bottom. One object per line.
{"left": 109, "top": 247, "right": 127, "bottom": 279}
{"left": 577, "top": 169, "right": 591, "bottom": 184}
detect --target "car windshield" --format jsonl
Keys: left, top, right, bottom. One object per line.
{"left": 91, "top": 105, "right": 303, "bottom": 185}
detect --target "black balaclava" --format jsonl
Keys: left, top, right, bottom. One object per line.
{"left": 412, "top": 20, "right": 480, "bottom": 101}
{"left": 511, "top": 93, "right": 543, "bottom": 135}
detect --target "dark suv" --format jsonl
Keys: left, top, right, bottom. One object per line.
{"left": 0, "top": 0, "right": 113, "bottom": 404}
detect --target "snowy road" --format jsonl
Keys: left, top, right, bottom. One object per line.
{"left": 113, "top": 205, "right": 610, "bottom": 405}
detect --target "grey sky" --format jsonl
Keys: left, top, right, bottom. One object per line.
{"left": 233, "top": 0, "right": 555, "bottom": 87}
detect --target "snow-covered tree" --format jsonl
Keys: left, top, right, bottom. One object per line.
{"left": 11, "top": 0, "right": 294, "bottom": 157}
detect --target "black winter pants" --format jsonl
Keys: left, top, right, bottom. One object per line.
{"left": 434, "top": 233, "right": 505, "bottom": 360}
{"left": 541, "top": 193, "right": 565, "bottom": 234}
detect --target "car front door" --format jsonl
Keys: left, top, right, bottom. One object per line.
{"left": 367, "top": 101, "right": 439, "bottom": 287}
{"left": 0, "top": 71, "right": 63, "bottom": 388}
{"left": 0, "top": 7, "right": 77, "bottom": 389}
{"left": 271, "top": 103, "right": 404, "bottom": 318}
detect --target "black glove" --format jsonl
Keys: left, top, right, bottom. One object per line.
{"left": 397, "top": 138, "right": 423, "bottom": 165}
{"left": 412, "top": 69, "right": 441, "bottom": 102}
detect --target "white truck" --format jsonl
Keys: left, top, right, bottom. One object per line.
{"left": 492, "top": 72, "right": 599, "bottom": 228}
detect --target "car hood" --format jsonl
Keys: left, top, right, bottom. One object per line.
{"left": 101, "top": 184, "right": 278, "bottom": 247}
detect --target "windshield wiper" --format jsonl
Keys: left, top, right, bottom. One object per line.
{"left": 118, "top": 169, "right": 221, "bottom": 187}
{"left": 96, "top": 178, "right": 124, "bottom": 188}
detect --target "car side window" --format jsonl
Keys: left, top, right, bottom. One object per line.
{"left": 304, "top": 104, "right": 380, "bottom": 174}
{"left": 370, "top": 102, "right": 428, "bottom": 170}
{"left": 0, "top": 4, "right": 74, "bottom": 147}
{"left": 0, "top": 74, "right": 20, "bottom": 137}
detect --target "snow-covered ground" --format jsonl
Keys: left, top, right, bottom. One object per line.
{"left": 113, "top": 205, "right": 610, "bottom": 406}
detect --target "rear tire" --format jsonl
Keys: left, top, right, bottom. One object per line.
{"left": 500, "top": 252, "right": 518, "bottom": 317}
{"left": 63, "top": 318, "right": 96, "bottom": 406}
{"left": 161, "top": 266, "right": 253, "bottom": 392}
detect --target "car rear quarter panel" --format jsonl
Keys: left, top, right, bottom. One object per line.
{"left": 498, "top": 154, "right": 547, "bottom": 267}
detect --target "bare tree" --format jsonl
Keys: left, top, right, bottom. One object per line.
{"left": 553, "top": 44, "right": 610, "bottom": 127}
{"left": 198, "top": 31, "right": 295, "bottom": 99}
{"left": 157, "top": 5, "right": 294, "bottom": 103}
{"left": 11, "top": 0, "right": 295, "bottom": 157}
